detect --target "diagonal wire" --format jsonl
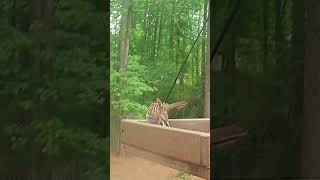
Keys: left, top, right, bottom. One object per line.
{"left": 165, "top": 17, "right": 209, "bottom": 102}
{"left": 210, "top": 0, "right": 241, "bottom": 63}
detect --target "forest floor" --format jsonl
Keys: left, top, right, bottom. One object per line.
{"left": 110, "top": 154, "right": 205, "bottom": 180}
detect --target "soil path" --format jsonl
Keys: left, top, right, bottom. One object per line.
{"left": 110, "top": 154, "right": 205, "bottom": 180}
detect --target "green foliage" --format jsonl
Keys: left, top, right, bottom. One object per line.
{"left": 176, "top": 171, "right": 193, "bottom": 180}
{"left": 212, "top": 0, "right": 302, "bottom": 178}
{"left": 111, "top": 0, "right": 208, "bottom": 120}
{"left": 111, "top": 55, "right": 156, "bottom": 118}
{"left": 0, "top": 0, "right": 107, "bottom": 178}
{"left": 4, "top": 118, "right": 107, "bottom": 158}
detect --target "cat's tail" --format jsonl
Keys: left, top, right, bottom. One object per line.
{"left": 164, "top": 101, "right": 188, "bottom": 112}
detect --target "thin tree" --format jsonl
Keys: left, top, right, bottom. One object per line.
{"left": 169, "top": 0, "right": 175, "bottom": 60}
{"left": 28, "top": 0, "right": 54, "bottom": 175}
{"left": 111, "top": 0, "right": 132, "bottom": 153}
{"left": 262, "top": 0, "right": 269, "bottom": 75}
{"left": 204, "top": 0, "right": 210, "bottom": 118}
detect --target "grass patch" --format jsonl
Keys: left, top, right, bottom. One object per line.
{"left": 176, "top": 171, "right": 193, "bottom": 180}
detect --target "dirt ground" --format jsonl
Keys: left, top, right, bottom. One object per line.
{"left": 110, "top": 154, "right": 205, "bottom": 180}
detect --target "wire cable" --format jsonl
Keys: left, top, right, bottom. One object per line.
{"left": 210, "top": 0, "right": 241, "bottom": 63}
{"left": 164, "top": 17, "right": 209, "bottom": 102}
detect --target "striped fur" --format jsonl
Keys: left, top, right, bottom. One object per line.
{"left": 146, "top": 98, "right": 188, "bottom": 127}
{"left": 146, "top": 98, "right": 170, "bottom": 127}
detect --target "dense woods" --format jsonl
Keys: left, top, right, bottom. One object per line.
{"left": 211, "top": 0, "right": 320, "bottom": 179}
{"left": 110, "top": 0, "right": 209, "bottom": 153}
{"left": 0, "top": 0, "right": 107, "bottom": 179}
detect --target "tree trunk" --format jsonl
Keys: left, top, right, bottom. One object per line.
{"left": 202, "top": 0, "right": 208, "bottom": 66}
{"left": 28, "top": 0, "right": 54, "bottom": 176}
{"left": 118, "top": 2, "right": 132, "bottom": 78}
{"left": 220, "top": 3, "right": 237, "bottom": 119}
{"left": 203, "top": 0, "right": 210, "bottom": 118}
{"left": 274, "top": 0, "right": 281, "bottom": 59}
{"left": 289, "top": 0, "right": 304, "bottom": 176}
{"left": 169, "top": 0, "right": 175, "bottom": 60}
{"left": 262, "top": 0, "right": 269, "bottom": 75}
{"left": 301, "top": 0, "right": 320, "bottom": 178}
{"left": 178, "top": 21, "right": 186, "bottom": 106}
{"left": 156, "top": 0, "right": 164, "bottom": 58}
{"left": 143, "top": 1, "right": 148, "bottom": 42}
{"left": 141, "top": 1, "right": 149, "bottom": 60}
{"left": 195, "top": 12, "right": 201, "bottom": 84}
{"left": 274, "top": 0, "right": 286, "bottom": 65}
{"left": 111, "top": 0, "right": 132, "bottom": 153}
{"left": 29, "top": 0, "right": 54, "bottom": 121}
{"left": 152, "top": 16, "right": 158, "bottom": 59}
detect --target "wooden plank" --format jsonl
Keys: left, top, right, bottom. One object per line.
{"left": 125, "top": 118, "right": 210, "bottom": 133}
{"left": 201, "top": 135, "right": 210, "bottom": 167}
{"left": 121, "top": 119, "right": 210, "bottom": 167}
{"left": 169, "top": 119, "right": 210, "bottom": 133}
{"left": 121, "top": 144, "right": 210, "bottom": 180}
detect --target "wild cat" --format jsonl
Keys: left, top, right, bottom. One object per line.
{"left": 146, "top": 98, "right": 187, "bottom": 127}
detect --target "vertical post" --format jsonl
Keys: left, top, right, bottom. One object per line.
{"left": 204, "top": 0, "right": 210, "bottom": 118}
